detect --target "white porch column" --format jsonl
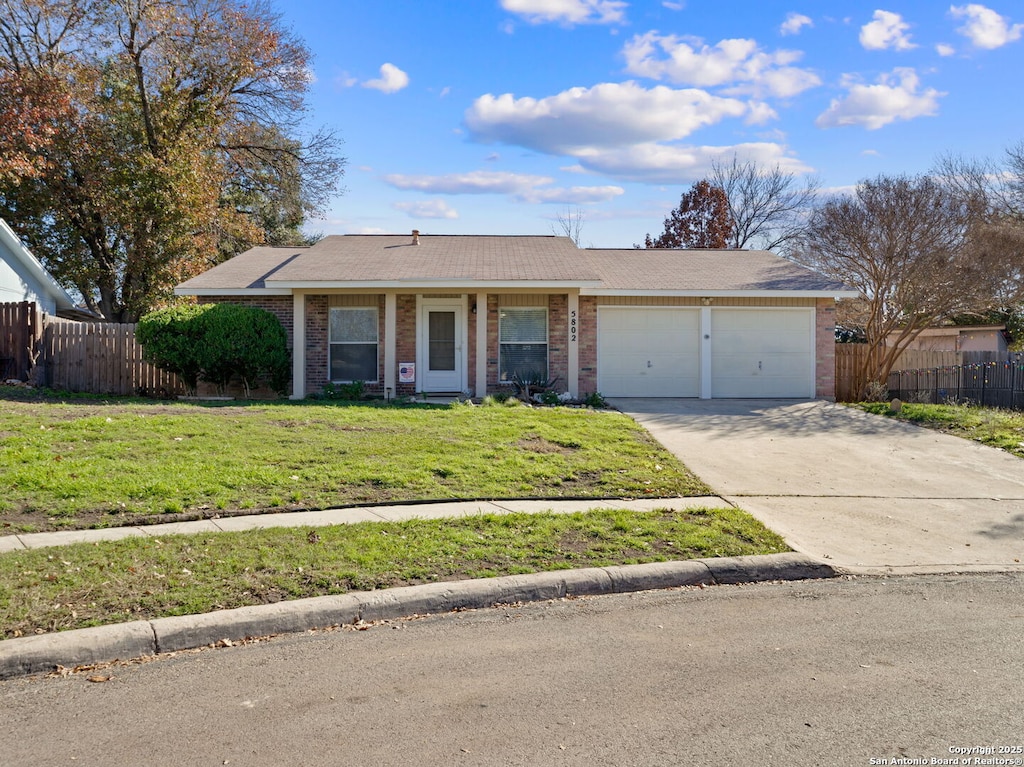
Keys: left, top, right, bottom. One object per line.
{"left": 384, "top": 292, "right": 397, "bottom": 398}
{"left": 475, "top": 291, "right": 488, "bottom": 397}
{"left": 290, "top": 292, "right": 305, "bottom": 400}
{"left": 567, "top": 292, "right": 579, "bottom": 398}
{"left": 700, "top": 305, "right": 712, "bottom": 399}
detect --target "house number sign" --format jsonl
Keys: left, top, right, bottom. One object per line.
{"left": 570, "top": 309, "right": 578, "bottom": 343}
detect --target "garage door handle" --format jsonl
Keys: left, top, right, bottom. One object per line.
{"left": 647, "top": 360, "right": 652, "bottom": 368}
{"left": 758, "top": 361, "right": 762, "bottom": 370}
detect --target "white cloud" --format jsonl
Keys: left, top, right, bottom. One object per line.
{"left": 382, "top": 170, "right": 624, "bottom": 204}
{"left": 519, "top": 185, "right": 625, "bottom": 204}
{"left": 662, "top": 1, "right": 685, "bottom": 10}
{"left": 780, "top": 13, "right": 813, "bottom": 36}
{"left": 500, "top": 0, "right": 626, "bottom": 25}
{"left": 622, "top": 33, "right": 821, "bottom": 98}
{"left": 861, "top": 149, "right": 881, "bottom": 156}
{"left": 936, "top": 42, "right": 957, "bottom": 55}
{"left": 860, "top": 10, "right": 916, "bottom": 50}
{"left": 334, "top": 72, "right": 358, "bottom": 89}
{"left": 571, "top": 142, "right": 812, "bottom": 184}
{"left": 745, "top": 101, "right": 779, "bottom": 124}
{"left": 951, "top": 4, "right": 1023, "bottom": 49}
{"left": 363, "top": 63, "right": 409, "bottom": 93}
{"left": 392, "top": 200, "right": 459, "bottom": 219}
{"left": 465, "top": 81, "right": 748, "bottom": 154}
{"left": 815, "top": 68, "right": 944, "bottom": 130}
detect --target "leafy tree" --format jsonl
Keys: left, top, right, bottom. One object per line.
{"left": 710, "top": 156, "right": 819, "bottom": 253}
{"left": 642, "top": 180, "right": 734, "bottom": 249}
{"left": 794, "top": 174, "right": 1024, "bottom": 398}
{"left": 0, "top": 0, "right": 345, "bottom": 321}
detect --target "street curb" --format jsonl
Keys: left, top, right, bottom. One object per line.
{"left": 0, "top": 552, "right": 834, "bottom": 680}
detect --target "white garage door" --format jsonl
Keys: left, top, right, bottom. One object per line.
{"left": 597, "top": 308, "right": 700, "bottom": 397}
{"left": 711, "top": 308, "right": 814, "bottom": 398}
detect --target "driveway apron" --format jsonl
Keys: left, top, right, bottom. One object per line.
{"left": 612, "top": 398, "right": 1024, "bottom": 574}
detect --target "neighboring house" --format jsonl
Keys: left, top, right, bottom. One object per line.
{"left": 0, "top": 218, "right": 78, "bottom": 317}
{"left": 175, "top": 232, "right": 858, "bottom": 400}
{"left": 887, "top": 325, "right": 1009, "bottom": 354}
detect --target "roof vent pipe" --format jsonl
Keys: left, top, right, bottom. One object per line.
{"left": 412, "top": 229, "right": 420, "bottom": 245}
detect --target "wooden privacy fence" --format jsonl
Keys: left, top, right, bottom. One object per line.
{"left": 0, "top": 301, "right": 43, "bottom": 380}
{"left": 834, "top": 345, "right": 961, "bottom": 402}
{"left": 42, "top": 319, "right": 184, "bottom": 396}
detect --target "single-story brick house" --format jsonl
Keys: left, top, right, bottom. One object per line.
{"left": 175, "top": 232, "right": 857, "bottom": 400}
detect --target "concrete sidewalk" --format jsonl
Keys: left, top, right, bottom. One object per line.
{"left": 613, "top": 398, "right": 1024, "bottom": 576}
{"left": 0, "top": 496, "right": 728, "bottom": 553}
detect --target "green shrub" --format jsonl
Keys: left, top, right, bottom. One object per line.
{"left": 137, "top": 304, "right": 214, "bottom": 396}
{"left": 195, "top": 304, "right": 290, "bottom": 397}
{"left": 323, "top": 381, "right": 365, "bottom": 400}
{"left": 138, "top": 303, "right": 290, "bottom": 398}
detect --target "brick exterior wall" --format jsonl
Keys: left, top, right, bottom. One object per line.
{"left": 485, "top": 294, "right": 500, "bottom": 390}
{"left": 815, "top": 297, "right": 837, "bottom": 400}
{"left": 395, "top": 295, "right": 417, "bottom": 396}
{"left": 578, "top": 296, "right": 598, "bottom": 396}
{"left": 548, "top": 294, "right": 568, "bottom": 392}
{"left": 197, "top": 292, "right": 837, "bottom": 400}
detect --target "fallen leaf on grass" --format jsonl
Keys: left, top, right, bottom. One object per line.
{"left": 86, "top": 675, "right": 111, "bottom": 683}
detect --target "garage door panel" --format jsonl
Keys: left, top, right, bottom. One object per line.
{"left": 598, "top": 309, "right": 699, "bottom": 397}
{"left": 711, "top": 309, "right": 813, "bottom": 398}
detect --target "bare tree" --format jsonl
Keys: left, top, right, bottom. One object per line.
{"left": 552, "top": 206, "right": 586, "bottom": 247}
{"left": 794, "top": 173, "right": 1024, "bottom": 398}
{"left": 710, "top": 156, "right": 819, "bottom": 253}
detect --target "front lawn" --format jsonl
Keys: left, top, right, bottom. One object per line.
{"left": 853, "top": 401, "right": 1024, "bottom": 458}
{"left": 0, "top": 507, "right": 787, "bottom": 638}
{"left": 0, "top": 389, "right": 711, "bottom": 532}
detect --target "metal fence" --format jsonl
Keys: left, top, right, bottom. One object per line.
{"left": 886, "top": 356, "right": 1024, "bottom": 410}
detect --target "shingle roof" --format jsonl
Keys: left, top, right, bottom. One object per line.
{"left": 582, "top": 248, "right": 850, "bottom": 293}
{"left": 175, "top": 234, "right": 854, "bottom": 295}
{"left": 177, "top": 246, "right": 309, "bottom": 291}
{"left": 269, "top": 234, "right": 594, "bottom": 284}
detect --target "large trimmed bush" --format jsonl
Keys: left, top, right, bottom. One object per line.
{"left": 195, "top": 304, "right": 290, "bottom": 397}
{"left": 137, "top": 304, "right": 212, "bottom": 396}
{"left": 139, "top": 303, "right": 290, "bottom": 397}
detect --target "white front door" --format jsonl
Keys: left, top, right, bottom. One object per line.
{"left": 417, "top": 298, "right": 466, "bottom": 393}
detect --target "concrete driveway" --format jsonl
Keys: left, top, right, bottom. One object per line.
{"left": 611, "top": 398, "right": 1024, "bottom": 574}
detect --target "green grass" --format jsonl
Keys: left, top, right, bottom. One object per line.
{"left": 0, "top": 389, "right": 711, "bottom": 531}
{"left": 853, "top": 401, "right": 1024, "bottom": 458}
{"left": 0, "top": 508, "right": 787, "bottom": 638}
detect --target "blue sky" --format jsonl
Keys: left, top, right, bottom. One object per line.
{"left": 285, "top": 1, "right": 1024, "bottom": 247}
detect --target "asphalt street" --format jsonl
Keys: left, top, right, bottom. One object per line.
{"left": 2, "top": 573, "right": 1022, "bottom": 766}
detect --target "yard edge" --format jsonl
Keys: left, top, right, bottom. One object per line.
{"left": 0, "top": 552, "right": 835, "bottom": 680}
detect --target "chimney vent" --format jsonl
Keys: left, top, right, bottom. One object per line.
{"left": 411, "top": 229, "right": 420, "bottom": 245}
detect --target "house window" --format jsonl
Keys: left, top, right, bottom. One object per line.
{"left": 499, "top": 307, "right": 548, "bottom": 382}
{"left": 329, "top": 307, "right": 378, "bottom": 382}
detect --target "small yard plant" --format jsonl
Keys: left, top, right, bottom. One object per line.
{"left": 852, "top": 401, "right": 1024, "bottom": 458}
